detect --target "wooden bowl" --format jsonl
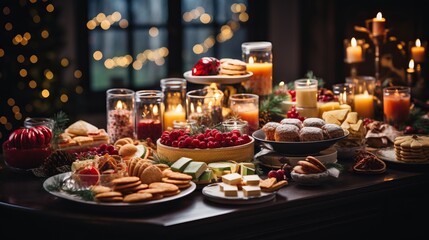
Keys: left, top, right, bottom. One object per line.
{"left": 156, "top": 137, "right": 255, "bottom": 163}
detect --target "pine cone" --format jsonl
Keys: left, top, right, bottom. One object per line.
{"left": 259, "top": 110, "right": 272, "bottom": 127}
{"left": 32, "top": 150, "right": 75, "bottom": 177}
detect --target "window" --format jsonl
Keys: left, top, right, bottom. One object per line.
{"left": 87, "top": 0, "right": 248, "bottom": 92}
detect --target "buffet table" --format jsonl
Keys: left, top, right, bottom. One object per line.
{"left": 1, "top": 157, "right": 429, "bottom": 239}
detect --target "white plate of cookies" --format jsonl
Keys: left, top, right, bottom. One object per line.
{"left": 43, "top": 172, "right": 196, "bottom": 211}
{"left": 183, "top": 70, "right": 253, "bottom": 85}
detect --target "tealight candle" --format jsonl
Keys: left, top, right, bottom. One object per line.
{"left": 222, "top": 119, "right": 248, "bottom": 135}
{"left": 411, "top": 39, "right": 425, "bottom": 63}
{"left": 294, "top": 79, "right": 318, "bottom": 108}
{"left": 407, "top": 59, "right": 416, "bottom": 86}
{"left": 372, "top": 12, "right": 385, "bottom": 37}
{"left": 383, "top": 86, "right": 411, "bottom": 126}
{"left": 163, "top": 104, "right": 186, "bottom": 131}
{"left": 229, "top": 94, "right": 259, "bottom": 135}
{"left": 161, "top": 78, "right": 187, "bottom": 131}
{"left": 106, "top": 88, "right": 135, "bottom": 144}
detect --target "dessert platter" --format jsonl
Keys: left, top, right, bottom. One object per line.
{"left": 184, "top": 57, "right": 252, "bottom": 85}
{"left": 43, "top": 172, "right": 196, "bottom": 211}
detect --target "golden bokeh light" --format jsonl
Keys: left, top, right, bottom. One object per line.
{"left": 0, "top": 116, "right": 7, "bottom": 125}
{"left": 41, "top": 30, "right": 49, "bottom": 38}
{"left": 41, "top": 89, "right": 50, "bottom": 98}
{"left": 17, "top": 55, "right": 25, "bottom": 63}
{"left": 14, "top": 112, "right": 22, "bottom": 121}
{"left": 119, "top": 19, "right": 128, "bottom": 28}
{"left": 5, "top": 123, "right": 12, "bottom": 131}
{"left": 0, "top": 49, "right": 4, "bottom": 57}
{"left": 29, "top": 80, "right": 37, "bottom": 88}
{"left": 87, "top": 20, "right": 97, "bottom": 30}
{"left": 193, "top": 44, "right": 204, "bottom": 54}
{"left": 93, "top": 50, "right": 103, "bottom": 60}
{"left": 200, "top": 13, "right": 211, "bottom": 24}
{"left": 45, "top": 70, "right": 54, "bottom": 80}
{"left": 60, "top": 94, "right": 68, "bottom": 103}
{"left": 46, "top": 4, "right": 54, "bottom": 13}
{"left": 5, "top": 22, "right": 12, "bottom": 31}
{"left": 74, "top": 70, "right": 82, "bottom": 78}
{"left": 75, "top": 85, "right": 83, "bottom": 94}
{"left": 12, "top": 105, "right": 20, "bottom": 114}
{"left": 7, "top": 98, "right": 15, "bottom": 106}
{"left": 19, "top": 69, "right": 28, "bottom": 77}
{"left": 3, "top": 7, "right": 11, "bottom": 15}
{"left": 61, "top": 58, "right": 69, "bottom": 67}
{"left": 96, "top": 13, "right": 106, "bottom": 22}
{"left": 149, "top": 27, "right": 159, "bottom": 37}
{"left": 111, "top": 12, "right": 122, "bottom": 21}
{"left": 33, "top": 15, "right": 41, "bottom": 23}
{"left": 100, "top": 20, "right": 111, "bottom": 30}
{"left": 30, "top": 55, "right": 38, "bottom": 63}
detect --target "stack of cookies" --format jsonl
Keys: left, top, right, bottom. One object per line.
{"left": 219, "top": 58, "right": 247, "bottom": 75}
{"left": 394, "top": 135, "right": 429, "bottom": 163}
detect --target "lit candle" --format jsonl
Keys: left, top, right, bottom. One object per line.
{"left": 407, "top": 59, "right": 416, "bottom": 86}
{"left": 383, "top": 87, "right": 411, "bottom": 126}
{"left": 295, "top": 79, "right": 318, "bottom": 108}
{"left": 163, "top": 104, "right": 186, "bottom": 130}
{"left": 346, "top": 37, "right": 363, "bottom": 63}
{"left": 229, "top": 94, "right": 259, "bottom": 135}
{"left": 411, "top": 39, "right": 425, "bottom": 63}
{"left": 372, "top": 12, "right": 385, "bottom": 37}
{"left": 137, "top": 105, "right": 162, "bottom": 141}
{"left": 245, "top": 60, "right": 273, "bottom": 96}
{"left": 354, "top": 90, "right": 374, "bottom": 118}
{"left": 107, "top": 100, "right": 135, "bottom": 143}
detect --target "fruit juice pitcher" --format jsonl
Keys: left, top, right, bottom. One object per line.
{"left": 161, "top": 78, "right": 187, "bottom": 131}
{"left": 135, "top": 90, "right": 164, "bottom": 141}
{"left": 106, "top": 88, "right": 135, "bottom": 144}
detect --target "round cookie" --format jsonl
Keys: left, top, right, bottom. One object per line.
{"left": 274, "top": 124, "right": 300, "bottom": 142}
{"left": 219, "top": 58, "right": 247, "bottom": 75}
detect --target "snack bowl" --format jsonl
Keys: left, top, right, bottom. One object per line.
{"left": 2, "top": 140, "right": 52, "bottom": 171}
{"left": 290, "top": 170, "right": 331, "bottom": 186}
{"left": 156, "top": 137, "right": 255, "bottom": 163}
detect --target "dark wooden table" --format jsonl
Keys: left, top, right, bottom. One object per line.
{"left": 1, "top": 157, "right": 429, "bottom": 240}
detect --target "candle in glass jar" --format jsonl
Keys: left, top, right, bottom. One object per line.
{"left": 383, "top": 86, "right": 411, "bottom": 126}
{"left": 137, "top": 119, "right": 162, "bottom": 141}
{"left": 245, "top": 62, "right": 273, "bottom": 96}
{"left": 372, "top": 12, "right": 385, "bottom": 37}
{"left": 346, "top": 37, "right": 363, "bottom": 63}
{"left": 229, "top": 94, "right": 259, "bottom": 135}
{"left": 163, "top": 104, "right": 186, "bottom": 130}
{"left": 411, "top": 39, "right": 425, "bottom": 63}
{"left": 107, "top": 100, "right": 135, "bottom": 143}
{"left": 294, "top": 79, "right": 318, "bottom": 108}
{"left": 354, "top": 91, "right": 374, "bottom": 118}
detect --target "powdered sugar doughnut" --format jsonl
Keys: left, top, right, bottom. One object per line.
{"left": 274, "top": 124, "right": 300, "bottom": 142}
{"left": 280, "top": 118, "right": 303, "bottom": 129}
{"left": 303, "top": 118, "right": 325, "bottom": 128}
{"left": 299, "top": 127, "right": 324, "bottom": 141}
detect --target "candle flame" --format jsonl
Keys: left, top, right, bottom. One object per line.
{"left": 364, "top": 90, "right": 369, "bottom": 96}
{"left": 115, "top": 100, "right": 124, "bottom": 110}
{"left": 394, "top": 89, "right": 400, "bottom": 96}
{"left": 249, "top": 56, "right": 255, "bottom": 64}
{"left": 153, "top": 105, "right": 159, "bottom": 115}
{"left": 351, "top": 37, "right": 357, "bottom": 47}
{"left": 376, "top": 12, "right": 383, "bottom": 20}
{"left": 175, "top": 104, "right": 183, "bottom": 112}
{"left": 306, "top": 79, "right": 310, "bottom": 86}
{"left": 416, "top": 39, "right": 421, "bottom": 47}
{"left": 409, "top": 59, "right": 415, "bottom": 69}
{"left": 197, "top": 105, "right": 202, "bottom": 113}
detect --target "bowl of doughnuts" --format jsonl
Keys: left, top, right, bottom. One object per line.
{"left": 253, "top": 117, "right": 349, "bottom": 156}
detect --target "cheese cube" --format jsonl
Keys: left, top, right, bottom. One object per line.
{"left": 242, "top": 175, "right": 261, "bottom": 186}
{"left": 242, "top": 185, "right": 261, "bottom": 197}
{"left": 171, "top": 157, "right": 193, "bottom": 172}
{"left": 195, "top": 169, "right": 215, "bottom": 184}
{"left": 183, "top": 161, "right": 208, "bottom": 180}
{"left": 219, "top": 183, "right": 238, "bottom": 197}
{"left": 221, "top": 173, "right": 242, "bottom": 185}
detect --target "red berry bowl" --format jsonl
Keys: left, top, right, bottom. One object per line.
{"left": 2, "top": 140, "right": 52, "bottom": 171}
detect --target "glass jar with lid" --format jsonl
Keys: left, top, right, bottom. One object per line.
{"left": 160, "top": 78, "right": 187, "bottom": 130}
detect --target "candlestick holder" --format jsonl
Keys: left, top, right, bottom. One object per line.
{"left": 354, "top": 13, "right": 390, "bottom": 85}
